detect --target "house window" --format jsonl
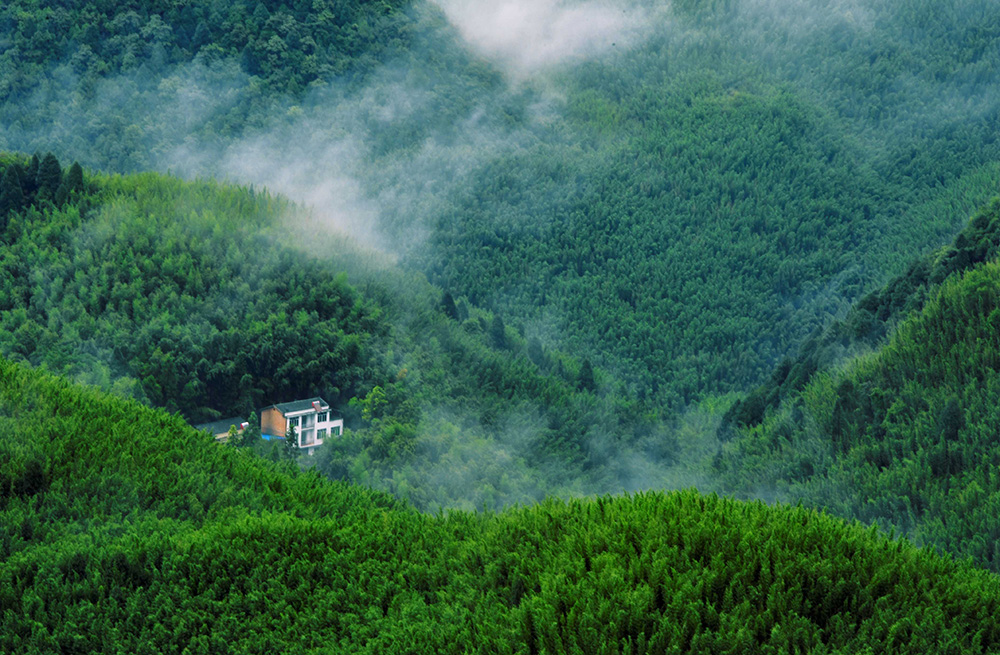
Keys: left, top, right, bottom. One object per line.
{"left": 318, "top": 428, "right": 327, "bottom": 438}
{"left": 332, "top": 426, "right": 342, "bottom": 436}
{"left": 289, "top": 416, "right": 299, "bottom": 428}
{"left": 318, "top": 412, "right": 328, "bottom": 422}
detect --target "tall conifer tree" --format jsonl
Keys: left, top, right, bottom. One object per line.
{"left": 0, "top": 165, "right": 25, "bottom": 218}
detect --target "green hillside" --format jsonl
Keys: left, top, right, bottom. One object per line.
{"left": 720, "top": 196, "right": 1000, "bottom": 437}
{"left": 393, "top": 0, "right": 1000, "bottom": 405}
{"left": 715, "top": 197, "right": 1000, "bottom": 573}
{"left": 6, "top": 2, "right": 1000, "bottom": 646}
{"left": 3, "top": 357, "right": 1000, "bottom": 653}
{"left": 0, "top": 152, "right": 679, "bottom": 511}
{"left": 4, "top": 0, "right": 1000, "bottom": 411}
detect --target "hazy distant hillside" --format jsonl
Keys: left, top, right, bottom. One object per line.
{"left": 391, "top": 0, "right": 1000, "bottom": 405}
{"left": 4, "top": 0, "right": 999, "bottom": 413}
{"left": 3, "top": 357, "right": 1000, "bottom": 653}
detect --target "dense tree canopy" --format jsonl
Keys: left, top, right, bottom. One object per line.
{"left": 4, "top": 1, "right": 1000, "bottom": 644}
{"left": 3, "top": 0, "right": 1000, "bottom": 412}
{"left": 0, "top": 152, "right": 677, "bottom": 511}
{"left": 3, "top": 357, "right": 1000, "bottom": 653}
{"left": 715, "top": 198, "right": 1000, "bottom": 574}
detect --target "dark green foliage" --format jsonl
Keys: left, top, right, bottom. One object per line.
{"left": 489, "top": 314, "right": 506, "bottom": 350}
{"left": 56, "top": 162, "right": 84, "bottom": 205}
{"left": 830, "top": 380, "right": 858, "bottom": 455}
{"left": 716, "top": 201, "right": 1000, "bottom": 572}
{"left": 3, "top": 0, "right": 999, "bottom": 416}
{"left": 578, "top": 358, "right": 596, "bottom": 393}
{"left": 527, "top": 336, "right": 545, "bottom": 369}
{"left": 0, "top": 156, "right": 670, "bottom": 510}
{"left": 720, "top": 198, "right": 1000, "bottom": 436}
{"left": 0, "top": 154, "right": 91, "bottom": 225}
{"left": 23, "top": 155, "right": 39, "bottom": 196}
{"left": 374, "top": 0, "right": 1000, "bottom": 414}
{"left": 0, "top": 164, "right": 23, "bottom": 220}
{"left": 2, "top": 357, "right": 1000, "bottom": 653}
{"left": 35, "top": 152, "right": 61, "bottom": 200}
{"left": 937, "top": 395, "right": 964, "bottom": 444}
{"left": 0, "top": 165, "right": 371, "bottom": 419}
{"left": 0, "top": 0, "right": 412, "bottom": 100}
{"left": 441, "top": 291, "right": 458, "bottom": 321}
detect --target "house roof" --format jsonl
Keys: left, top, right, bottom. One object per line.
{"left": 265, "top": 397, "right": 334, "bottom": 416}
{"left": 194, "top": 417, "right": 247, "bottom": 435}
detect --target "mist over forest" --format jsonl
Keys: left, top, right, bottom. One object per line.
{"left": 9, "top": 0, "right": 1000, "bottom": 651}
{"left": 3, "top": 0, "right": 1000, "bottom": 514}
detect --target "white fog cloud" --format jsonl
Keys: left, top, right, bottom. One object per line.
{"left": 430, "top": 0, "right": 656, "bottom": 76}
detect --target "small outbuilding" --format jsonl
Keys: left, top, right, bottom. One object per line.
{"left": 195, "top": 417, "right": 249, "bottom": 442}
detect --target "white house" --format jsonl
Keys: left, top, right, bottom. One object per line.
{"left": 260, "top": 397, "right": 343, "bottom": 455}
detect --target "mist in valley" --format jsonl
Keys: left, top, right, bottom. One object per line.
{"left": 3, "top": 0, "right": 1000, "bottom": 510}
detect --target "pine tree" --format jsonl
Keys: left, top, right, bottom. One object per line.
{"left": 284, "top": 425, "right": 300, "bottom": 459}
{"left": 578, "top": 358, "right": 596, "bottom": 393}
{"left": 253, "top": 2, "right": 271, "bottom": 24}
{"left": 54, "top": 162, "right": 83, "bottom": 206}
{"left": 65, "top": 162, "right": 84, "bottom": 193}
{"left": 527, "top": 337, "right": 545, "bottom": 368}
{"left": 24, "top": 154, "right": 39, "bottom": 196}
{"left": 240, "top": 45, "right": 260, "bottom": 75}
{"left": 830, "top": 379, "right": 857, "bottom": 454}
{"left": 191, "top": 21, "right": 211, "bottom": 51}
{"left": 241, "top": 412, "right": 261, "bottom": 448}
{"left": 36, "top": 153, "right": 62, "bottom": 200}
{"left": 490, "top": 315, "right": 506, "bottom": 349}
{"left": 441, "top": 292, "right": 459, "bottom": 320}
{"left": 0, "top": 165, "right": 25, "bottom": 218}
{"left": 938, "top": 395, "right": 962, "bottom": 443}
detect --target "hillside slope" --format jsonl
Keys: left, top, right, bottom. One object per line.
{"left": 0, "top": 152, "right": 678, "bottom": 511}
{"left": 4, "top": 0, "right": 1000, "bottom": 412}
{"left": 3, "top": 358, "right": 1000, "bottom": 653}
{"left": 715, "top": 197, "right": 1000, "bottom": 573}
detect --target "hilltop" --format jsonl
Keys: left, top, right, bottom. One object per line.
{"left": 3, "top": 357, "right": 1000, "bottom": 653}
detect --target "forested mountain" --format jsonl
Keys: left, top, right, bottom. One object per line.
{"left": 4, "top": 0, "right": 1000, "bottom": 411}
{"left": 0, "top": 152, "right": 678, "bottom": 511}
{"left": 4, "top": 358, "right": 1000, "bottom": 653}
{"left": 6, "top": 0, "right": 1000, "bottom": 644}
{"left": 714, "top": 197, "right": 1000, "bottom": 574}
{"left": 720, "top": 198, "right": 1000, "bottom": 438}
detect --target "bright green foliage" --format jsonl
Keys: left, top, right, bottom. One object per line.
{"left": 716, "top": 199, "right": 1000, "bottom": 573}
{"left": 0, "top": 153, "right": 676, "bottom": 510}
{"left": 2, "top": 357, "right": 1000, "bottom": 653}
{"left": 0, "top": 154, "right": 371, "bottom": 419}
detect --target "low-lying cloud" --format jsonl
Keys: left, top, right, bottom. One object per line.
{"left": 430, "top": 0, "right": 654, "bottom": 76}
